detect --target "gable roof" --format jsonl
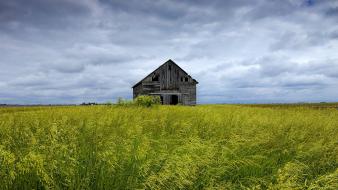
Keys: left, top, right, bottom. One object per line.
{"left": 132, "top": 59, "right": 198, "bottom": 88}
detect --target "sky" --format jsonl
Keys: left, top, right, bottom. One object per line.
{"left": 1, "top": 0, "right": 338, "bottom": 104}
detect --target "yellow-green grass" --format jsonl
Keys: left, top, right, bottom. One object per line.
{"left": 0, "top": 105, "right": 337, "bottom": 189}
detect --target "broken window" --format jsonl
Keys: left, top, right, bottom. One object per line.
{"left": 152, "top": 74, "right": 159, "bottom": 81}
{"left": 185, "top": 77, "right": 188, "bottom": 82}
{"left": 169, "top": 65, "right": 171, "bottom": 70}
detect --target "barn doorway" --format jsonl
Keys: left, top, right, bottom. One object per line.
{"left": 170, "top": 95, "right": 178, "bottom": 105}
{"left": 160, "top": 96, "right": 163, "bottom": 104}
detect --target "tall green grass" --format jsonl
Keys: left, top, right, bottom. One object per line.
{"left": 0, "top": 105, "right": 337, "bottom": 189}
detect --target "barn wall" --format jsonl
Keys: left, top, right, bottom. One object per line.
{"left": 133, "top": 83, "right": 143, "bottom": 98}
{"left": 180, "top": 84, "right": 196, "bottom": 105}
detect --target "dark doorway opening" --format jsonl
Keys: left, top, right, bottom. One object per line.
{"left": 170, "top": 95, "right": 178, "bottom": 105}
{"left": 160, "top": 96, "right": 163, "bottom": 104}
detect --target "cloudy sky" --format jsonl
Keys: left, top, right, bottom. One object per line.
{"left": 1, "top": 0, "right": 338, "bottom": 104}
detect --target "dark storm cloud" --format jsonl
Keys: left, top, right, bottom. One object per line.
{"left": 1, "top": 0, "right": 338, "bottom": 104}
{"left": 325, "top": 6, "right": 338, "bottom": 16}
{"left": 0, "top": 0, "right": 93, "bottom": 27}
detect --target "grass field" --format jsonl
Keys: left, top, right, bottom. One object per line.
{"left": 0, "top": 104, "right": 337, "bottom": 189}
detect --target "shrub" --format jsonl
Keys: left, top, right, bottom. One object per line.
{"left": 134, "top": 95, "right": 161, "bottom": 107}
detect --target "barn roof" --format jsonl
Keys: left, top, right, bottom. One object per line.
{"left": 132, "top": 59, "right": 198, "bottom": 88}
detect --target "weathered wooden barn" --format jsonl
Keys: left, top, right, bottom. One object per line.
{"left": 132, "top": 59, "right": 198, "bottom": 105}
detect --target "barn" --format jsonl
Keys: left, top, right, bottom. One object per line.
{"left": 132, "top": 59, "right": 198, "bottom": 105}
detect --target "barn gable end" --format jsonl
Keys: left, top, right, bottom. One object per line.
{"left": 132, "top": 59, "right": 198, "bottom": 105}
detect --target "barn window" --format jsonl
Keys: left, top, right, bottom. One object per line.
{"left": 181, "top": 77, "right": 183, "bottom": 82}
{"left": 185, "top": 77, "right": 188, "bottom": 82}
{"left": 152, "top": 74, "right": 159, "bottom": 81}
{"left": 169, "top": 65, "right": 171, "bottom": 70}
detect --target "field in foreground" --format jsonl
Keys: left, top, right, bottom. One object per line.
{"left": 0, "top": 104, "right": 337, "bottom": 189}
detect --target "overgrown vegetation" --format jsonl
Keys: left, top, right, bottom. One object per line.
{"left": 116, "top": 95, "right": 161, "bottom": 107}
{"left": 0, "top": 104, "right": 337, "bottom": 189}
